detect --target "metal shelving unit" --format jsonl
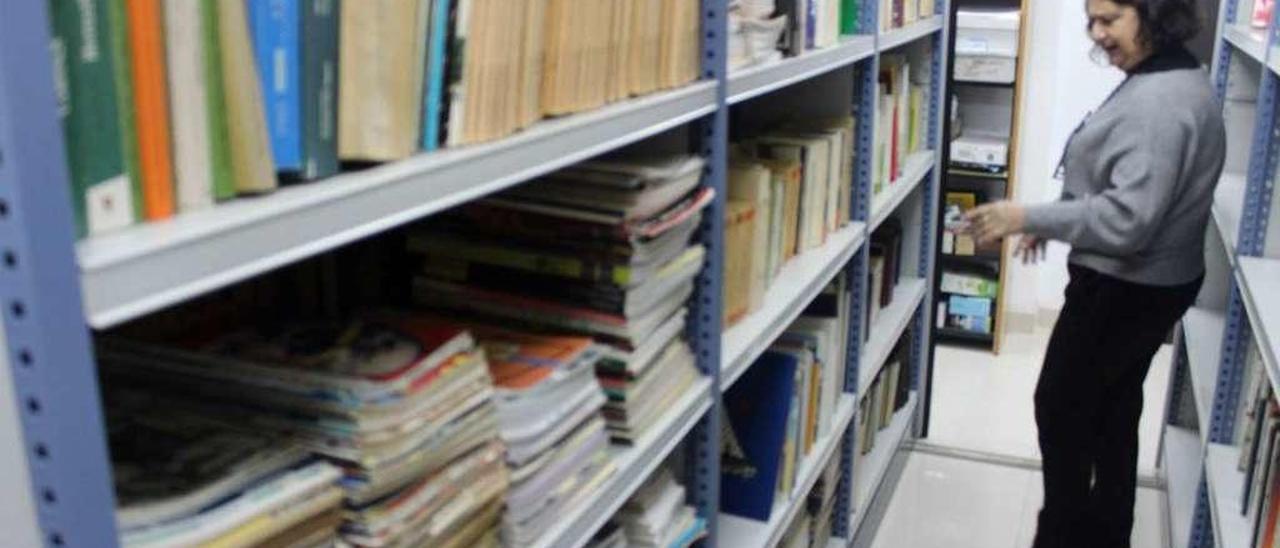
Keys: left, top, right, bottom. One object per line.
{"left": 0, "top": 0, "right": 949, "bottom": 546}
{"left": 1162, "top": 1, "right": 1280, "bottom": 546}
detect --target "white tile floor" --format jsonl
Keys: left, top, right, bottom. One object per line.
{"left": 869, "top": 452, "right": 1168, "bottom": 548}
{"left": 866, "top": 324, "right": 1175, "bottom": 548}
{"left": 926, "top": 326, "right": 1173, "bottom": 477}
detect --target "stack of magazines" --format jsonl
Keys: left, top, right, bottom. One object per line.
{"left": 409, "top": 154, "right": 711, "bottom": 444}
{"left": 99, "top": 312, "right": 507, "bottom": 547}
{"left": 108, "top": 393, "right": 345, "bottom": 548}
{"left": 470, "top": 326, "right": 617, "bottom": 546}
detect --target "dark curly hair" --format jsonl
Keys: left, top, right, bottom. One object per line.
{"left": 1097, "top": 0, "right": 1202, "bottom": 50}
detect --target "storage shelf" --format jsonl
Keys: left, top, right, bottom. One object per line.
{"left": 1215, "top": 172, "right": 1247, "bottom": 265}
{"left": 1225, "top": 24, "right": 1268, "bottom": 65}
{"left": 728, "top": 36, "right": 876, "bottom": 105}
{"left": 1164, "top": 425, "right": 1203, "bottom": 548}
{"left": 1206, "top": 443, "right": 1252, "bottom": 548}
{"left": 859, "top": 278, "right": 928, "bottom": 396}
{"left": 870, "top": 151, "right": 935, "bottom": 233}
{"left": 1183, "top": 308, "right": 1226, "bottom": 443}
{"left": 879, "top": 16, "right": 945, "bottom": 51}
{"left": 529, "top": 377, "right": 713, "bottom": 548}
{"left": 75, "top": 82, "right": 719, "bottom": 329}
{"left": 953, "top": 79, "right": 1015, "bottom": 88}
{"left": 1237, "top": 257, "right": 1280, "bottom": 401}
{"left": 718, "top": 396, "right": 858, "bottom": 548}
{"left": 852, "top": 393, "right": 918, "bottom": 534}
{"left": 947, "top": 167, "right": 1007, "bottom": 180}
{"left": 940, "top": 253, "right": 1001, "bottom": 267}
{"left": 722, "top": 223, "right": 868, "bottom": 392}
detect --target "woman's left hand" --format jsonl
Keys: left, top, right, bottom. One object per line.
{"left": 964, "top": 201, "right": 1026, "bottom": 246}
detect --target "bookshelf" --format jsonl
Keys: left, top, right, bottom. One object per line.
{"left": 1159, "top": 1, "right": 1280, "bottom": 547}
{"left": 0, "top": 0, "right": 950, "bottom": 546}
{"left": 932, "top": 0, "right": 1028, "bottom": 353}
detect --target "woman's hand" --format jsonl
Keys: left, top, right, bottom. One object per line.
{"left": 1014, "top": 235, "right": 1047, "bottom": 264}
{"left": 964, "top": 201, "right": 1027, "bottom": 246}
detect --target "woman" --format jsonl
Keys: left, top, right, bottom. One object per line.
{"left": 965, "top": 0, "right": 1225, "bottom": 546}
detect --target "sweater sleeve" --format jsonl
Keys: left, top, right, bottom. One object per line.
{"left": 1022, "top": 112, "right": 1185, "bottom": 255}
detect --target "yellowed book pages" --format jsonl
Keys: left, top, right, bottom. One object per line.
{"left": 518, "top": 0, "right": 548, "bottom": 127}
{"left": 605, "top": 0, "right": 629, "bottom": 102}
{"left": 338, "top": 0, "right": 427, "bottom": 160}
{"left": 729, "top": 162, "right": 773, "bottom": 314}
{"left": 628, "top": 0, "right": 661, "bottom": 95}
{"left": 463, "top": 0, "right": 489, "bottom": 142}
{"left": 203, "top": 487, "right": 344, "bottom": 548}
{"left": 657, "top": 0, "right": 675, "bottom": 88}
{"left": 683, "top": 0, "right": 700, "bottom": 84}
{"left": 217, "top": 0, "right": 277, "bottom": 193}
{"left": 723, "top": 200, "right": 756, "bottom": 326}
{"left": 540, "top": 0, "right": 565, "bottom": 115}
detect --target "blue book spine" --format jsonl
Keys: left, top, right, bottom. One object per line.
{"left": 421, "top": 0, "right": 451, "bottom": 151}
{"left": 948, "top": 295, "right": 992, "bottom": 318}
{"left": 805, "top": 0, "right": 817, "bottom": 49}
{"left": 720, "top": 350, "right": 798, "bottom": 521}
{"left": 252, "top": 0, "right": 303, "bottom": 171}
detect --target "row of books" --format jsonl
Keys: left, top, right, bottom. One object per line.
{"left": 728, "top": 0, "right": 861, "bottom": 71}
{"left": 873, "top": 53, "right": 931, "bottom": 200}
{"left": 878, "top": 0, "right": 937, "bottom": 33}
{"left": 724, "top": 117, "right": 857, "bottom": 326}
{"left": 867, "top": 218, "right": 905, "bottom": 337}
{"left": 50, "top": 0, "right": 701, "bottom": 238}
{"left": 856, "top": 331, "right": 912, "bottom": 459}
{"left": 587, "top": 467, "right": 709, "bottom": 548}
{"left": 1233, "top": 341, "right": 1280, "bottom": 547}
{"left": 937, "top": 269, "right": 997, "bottom": 335}
{"left": 779, "top": 449, "right": 843, "bottom": 548}
{"left": 721, "top": 274, "right": 852, "bottom": 522}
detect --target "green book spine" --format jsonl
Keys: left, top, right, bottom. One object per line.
{"left": 107, "top": 0, "right": 144, "bottom": 226}
{"left": 840, "top": 0, "right": 860, "bottom": 35}
{"left": 52, "top": 0, "right": 139, "bottom": 237}
{"left": 201, "top": 0, "right": 236, "bottom": 200}
{"left": 301, "top": 0, "right": 339, "bottom": 180}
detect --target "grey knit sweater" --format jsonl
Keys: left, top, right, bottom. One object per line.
{"left": 1023, "top": 47, "right": 1226, "bottom": 286}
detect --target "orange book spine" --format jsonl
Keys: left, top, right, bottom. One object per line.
{"left": 125, "top": 0, "right": 176, "bottom": 220}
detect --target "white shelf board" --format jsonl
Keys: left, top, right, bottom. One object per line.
{"left": 718, "top": 396, "right": 859, "bottom": 548}
{"left": 529, "top": 377, "right": 712, "bottom": 548}
{"left": 1237, "top": 257, "right": 1280, "bottom": 400}
{"left": 1164, "top": 425, "right": 1204, "bottom": 548}
{"left": 1183, "top": 307, "right": 1226, "bottom": 443}
{"left": 1225, "top": 24, "right": 1268, "bottom": 66}
{"left": 728, "top": 36, "right": 876, "bottom": 104}
{"left": 1215, "top": 172, "right": 1247, "bottom": 266}
{"left": 1206, "top": 443, "right": 1252, "bottom": 548}
{"left": 869, "top": 151, "right": 934, "bottom": 233}
{"left": 76, "top": 82, "right": 719, "bottom": 328}
{"left": 878, "top": 16, "right": 945, "bottom": 52}
{"left": 827, "top": 536, "right": 847, "bottom": 548}
{"left": 858, "top": 278, "right": 927, "bottom": 396}
{"left": 722, "top": 223, "right": 868, "bottom": 392}
{"left": 852, "top": 393, "right": 918, "bottom": 534}
{"left": 1270, "top": 46, "right": 1280, "bottom": 77}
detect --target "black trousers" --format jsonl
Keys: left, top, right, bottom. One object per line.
{"left": 1032, "top": 265, "right": 1200, "bottom": 548}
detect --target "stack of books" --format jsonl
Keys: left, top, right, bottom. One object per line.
{"left": 1234, "top": 342, "right": 1280, "bottom": 546}
{"left": 721, "top": 275, "right": 851, "bottom": 521}
{"left": 468, "top": 326, "right": 618, "bottom": 546}
{"left": 867, "top": 218, "right": 905, "bottom": 334}
{"left": 98, "top": 312, "right": 508, "bottom": 547}
{"left": 607, "top": 467, "right": 708, "bottom": 548}
{"left": 49, "top": 0, "right": 703, "bottom": 238}
{"left": 873, "top": 53, "right": 931, "bottom": 200}
{"left": 408, "top": 153, "right": 711, "bottom": 444}
{"left": 937, "top": 270, "right": 997, "bottom": 335}
{"left": 107, "top": 396, "right": 345, "bottom": 548}
{"left": 728, "top": 1, "right": 788, "bottom": 71}
{"left": 724, "top": 117, "right": 855, "bottom": 327}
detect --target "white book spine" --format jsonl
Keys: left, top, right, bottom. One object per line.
{"left": 164, "top": 0, "right": 215, "bottom": 211}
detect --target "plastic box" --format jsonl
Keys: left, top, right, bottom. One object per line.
{"left": 954, "top": 9, "right": 1020, "bottom": 83}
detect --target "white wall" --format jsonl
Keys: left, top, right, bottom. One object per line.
{"left": 1002, "top": 0, "right": 1125, "bottom": 319}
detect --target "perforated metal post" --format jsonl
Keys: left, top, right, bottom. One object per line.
{"left": 1190, "top": 479, "right": 1214, "bottom": 548}
{"left": 0, "top": 1, "right": 120, "bottom": 545}
{"left": 1212, "top": 0, "right": 1240, "bottom": 100}
{"left": 1211, "top": 285, "right": 1254, "bottom": 446}
{"left": 685, "top": 0, "right": 728, "bottom": 543}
